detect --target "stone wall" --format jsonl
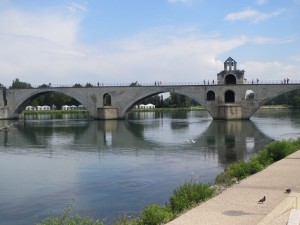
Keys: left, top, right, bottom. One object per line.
{"left": 97, "top": 107, "right": 118, "bottom": 119}
{"left": 0, "top": 107, "right": 8, "bottom": 119}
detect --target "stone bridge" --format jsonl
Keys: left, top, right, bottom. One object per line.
{"left": 0, "top": 57, "right": 299, "bottom": 120}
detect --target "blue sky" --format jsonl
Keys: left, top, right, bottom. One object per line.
{"left": 0, "top": 0, "right": 299, "bottom": 87}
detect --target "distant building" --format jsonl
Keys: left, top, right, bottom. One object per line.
{"left": 69, "top": 105, "right": 77, "bottom": 110}
{"left": 25, "top": 106, "right": 34, "bottom": 111}
{"left": 62, "top": 105, "right": 70, "bottom": 110}
{"left": 135, "top": 103, "right": 155, "bottom": 109}
{"left": 78, "top": 105, "right": 85, "bottom": 110}
{"left": 145, "top": 103, "right": 155, "bottom": 109}
{"left": 41, "top": 105, "right": 50, "bottom": 110}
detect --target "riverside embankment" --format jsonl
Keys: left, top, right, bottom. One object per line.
{"left": 167, "top": 150, "right": 300, "bottom": 225}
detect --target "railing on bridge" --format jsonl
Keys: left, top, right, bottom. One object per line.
{"left": 12, "top": 80, "right": 300, "bottom": 89}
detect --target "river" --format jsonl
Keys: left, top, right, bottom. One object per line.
{"left": 0, "top": 109, "right": 299, "bottom": 225}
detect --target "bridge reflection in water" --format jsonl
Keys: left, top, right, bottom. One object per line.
{"left": 1, "top": 111, "right": 272, "bottom": 167}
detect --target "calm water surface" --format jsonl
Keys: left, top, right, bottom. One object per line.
{"left": 0, "top": 109, "right": 299, "bottom": 225}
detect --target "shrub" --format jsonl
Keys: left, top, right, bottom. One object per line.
{"left": 138, "top": 204, "right": 173, "bottom": 225}
{"left": 246, "top": 158, "right": 264, "bottom": 175}
{"left": 114, "top": 214, "right": 138, "bottom": 225}
{"left": 215, "top": 172, "right": 234, "bottom": 186}
{"left": 264, "top": 140, "right": 295, "bottom": 162}
{"left": 216, "top": 139, "right": 300, "bottom": 187}
{"left": 35, "top": 207, "right": 104, "bottom": 225}
{"left": 256, "top": 149, "right": 273, "bottom": 167}
{"left": 169, "top": 180, "right": 215, "bottom": 214}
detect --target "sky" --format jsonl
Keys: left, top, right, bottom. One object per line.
{"left": 0, "top": 0, "right": 299, "bottom": 87}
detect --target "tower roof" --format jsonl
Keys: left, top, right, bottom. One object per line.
{"left": 225, "top": 57, "right": 236, "bottom": 63}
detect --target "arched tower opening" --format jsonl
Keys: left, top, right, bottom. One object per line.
{"left": 225, "top": 90, "right": 235, "bottom": 103}
{"left": 207, "top": 91, "right": 216, "bottom": 101}
{"left": 103, "top": 93, "right": 112, "bottom": 106}
{"left": 225, "top": 74, "right": 237, "bottom": 85}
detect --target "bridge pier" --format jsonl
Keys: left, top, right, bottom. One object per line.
{"left": 212, "top": 104, "right": 244, "bottom": 120}
{"left": 97, "top": 107, "right": 119, "bottom": 120}
{"left": 0, "top": 107, "right": 9, "bottom": 119}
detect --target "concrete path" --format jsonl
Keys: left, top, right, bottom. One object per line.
{"left": 166, "top": 150, "right": 300, "bottom": 225}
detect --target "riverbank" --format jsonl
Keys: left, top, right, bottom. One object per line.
{"left": 166, "top": 149, "right": 300, "bottom": 225}
{"left": 23, "top": 110, "right": 89, "bottom": 115}
{"left": 260, "top": 105, "right": 292, "bottom": 109}
{"left": 22, "top": 110, "right": 89, "bottom": 119}
{"left": 131, "top": 106, "right": 205, "bottom": 112}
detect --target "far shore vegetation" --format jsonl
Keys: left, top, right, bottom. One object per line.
{"left": 35, "top": 138, "right": 300, "bottom": 225}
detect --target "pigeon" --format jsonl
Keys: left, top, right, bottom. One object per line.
{"left": 285, "top": 188, "right": 291, "bottom": 193}
{"left": 258, "top": 196, "right": 266, "bottom": 204}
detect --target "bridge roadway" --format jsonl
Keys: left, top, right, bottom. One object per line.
{"left": 1, "top": 82, "right": 300, "bottom": 120}
{"left": 167, "top": 149, "right": 300, "bottom": 225}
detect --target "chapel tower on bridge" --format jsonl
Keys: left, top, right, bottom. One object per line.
{"left": 217, "top": 57, "right": 245, "bottom": 85}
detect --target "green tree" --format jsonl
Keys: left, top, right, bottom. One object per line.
{"left": 73, "top": 83, "right": 83, "bottom": 88}
{"left": 140, "top": 94, "right": 162, "bottom": 108}
{"left": 10, "top": 78, "right": 32, "bottom": 89}
{"left": 85, "top": 82, "right": 93, "bottom": 87}
{"left": 266, "top": 90, "right": 300, "bottom": 108}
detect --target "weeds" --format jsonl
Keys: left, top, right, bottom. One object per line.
{"left": 215, "top": 138, "right": 300, "bottom": 185}
{"left": 169, "top": 181, "right": 215, "bottom": 214}
{"left": 35, "top": 207, "right": 104, "bottom": 225}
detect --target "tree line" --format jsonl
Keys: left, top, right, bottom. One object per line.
{"left": 1, "top": 78, "right": 300, "bottom": 108}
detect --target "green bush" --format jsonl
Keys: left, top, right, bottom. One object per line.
{"left": 35, "top": 207, "right": 104, "bottom": 225}
{"left": 216, "top": 138, "right": 300, "bottom": 186}
{"left": 246, "top": 158, "right": 264, "bottom": 175}
{"left": 138, "top": 204, "right": 173, "bottom": 225}
{"left": 169, "top": 181, "right": 215, "bottom": 214}
{"left": 114, "top": 214, "right": 138, "bottom": 225}
{"left": 264, "top": 140, "right": 295, "bottom": 162}
{"left": 256, "top": 149, "right": 273, "bottom": 167}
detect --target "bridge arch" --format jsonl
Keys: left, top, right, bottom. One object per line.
{"left": 225, "top": 74, "right": 236, "bottom": 85}
{"left": 10, "top": 89, "right": 88, "bottom": 116}
{"left": 121, "top": 88, "right": 205, "bottom": 116}
{"left": 225, "top": 90, "right": 235, "bottom": 103}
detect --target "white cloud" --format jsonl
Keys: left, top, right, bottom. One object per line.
{"left": 224, "top": 8, "right": 284, "bottom": 23}
{"left": 0, "top": 8, "right": 79, "bottom": 46}
{"left": 250, "top": 36, "right": 295, "bottom": 45}
{"left": 241, "top": 61, "right": 299, "bottom": 82}
{"left": 256, "top": 0, "right": 268, "bottom": 5}
{"left": 294, "top": 0, "right": 300, "bottom": 4}
{"left": 67, "top": 2, "right": 88, "bottom": 13}
{"left": 289, "top": 55, "right": 300, "bottom": 63}
{"left": 167, "top": 0, "right": 191, "bottom": 4}
{"left": 0, "top": 6, "right": 85, "bottom": 86}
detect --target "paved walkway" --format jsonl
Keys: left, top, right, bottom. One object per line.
{"left": 166, "top": 150, "right": 300, "bottom": 225}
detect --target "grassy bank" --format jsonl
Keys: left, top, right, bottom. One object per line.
{"left": 260, "top": 105, "right": 291, "bottom": 109}
{"left": 36, "top": 138, "right": 300, "bottom": 225}
{"left": 23, "top": 110, "right": 89, "bottom": 116}
{"left": 131, "top": 106, "right": 205, "bottom": 113}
